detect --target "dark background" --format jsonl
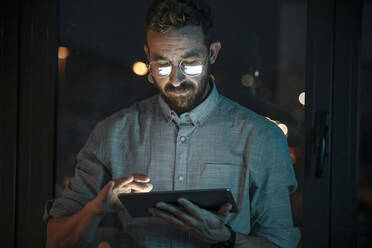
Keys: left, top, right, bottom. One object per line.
{"left": 0, "top": 0, "right": 370, "bottom": 247}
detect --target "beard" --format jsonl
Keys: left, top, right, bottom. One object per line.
{"left": 158, "top": 73, "right": 210, "bottom": 114}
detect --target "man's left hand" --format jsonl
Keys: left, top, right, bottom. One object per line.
{"left": 149, "top": 198, "right": 232, "bottom": 244}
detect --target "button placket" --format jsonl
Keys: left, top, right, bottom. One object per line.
{"left": 174, "top": 125, "right": 191, "bottom": 190}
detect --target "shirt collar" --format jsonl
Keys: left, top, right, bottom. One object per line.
{"left": 158, "top": 78, "right": 221, "bottom": 127}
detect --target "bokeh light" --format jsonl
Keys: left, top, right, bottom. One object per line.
{"left": 132, "top": 61, "right": 148, "bottom": 76}
{"left": 289, "top": 147, "right": 296, "bottom": 165}
{"left": 278, "top": 123, "right": 289, "bottom": 136}
{"left": 58, "top": 46, "right": 70, "bottom": 60}
{"left": 98, "top": 241, "right": 111, "bottom": 248}
{"left": 299, "top": 91, "right": 305, "bottom": 106}
{"left": 241, "top": 74, "right": 255, "bottom": 87}
{"left": 266, "top": 117, "right": 289, "bottom": 136}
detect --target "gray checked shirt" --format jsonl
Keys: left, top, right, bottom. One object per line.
{"left": 45, "top": 82, "right": 301, "bottom": 248}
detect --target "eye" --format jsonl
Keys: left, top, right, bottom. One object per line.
{"left": 156, "top": 61, "right": 170, "bottom": 67}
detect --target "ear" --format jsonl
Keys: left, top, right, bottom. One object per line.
{"left": 208, "top": 41, "right": 221, "bottom": 65}
{"left": 144, "top": 45, "right": 150, "bottom": 61}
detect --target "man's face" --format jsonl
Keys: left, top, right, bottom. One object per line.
{"left": 145, "top": 26, "right": 220, "bottom": 113}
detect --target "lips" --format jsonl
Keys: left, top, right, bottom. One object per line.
{"left": 165, "top": 85, "right": 193, "bottom": 96}
{"left": 165, "top": 81, "right": 195, "bottom": 93}
{"left": 169, "top": 88, "right": 191, "bottom": 95}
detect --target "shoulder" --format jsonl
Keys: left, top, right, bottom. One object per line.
{"left": 92, "top": 95, "right": 158, "bottom": 136}
{"left": 216, "top": 94, "right": 281, "bottom": 136}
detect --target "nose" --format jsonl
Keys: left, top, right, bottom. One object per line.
{"left": 168, "top": 63, "right": 185, "bottom": 87}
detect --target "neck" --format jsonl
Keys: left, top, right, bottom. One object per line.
{"left": 199, "top": 79, "right": 212, "bottom": 104}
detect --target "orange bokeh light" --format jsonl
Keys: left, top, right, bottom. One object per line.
{"left": 132, "top": 61, "right": 148, "bottom": 76}
{"left": 58, "top": 46, "right": 70, "bottom": 60}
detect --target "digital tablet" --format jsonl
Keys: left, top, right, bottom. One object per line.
{"left": 118, "top": 188, "right": 238, "bottom": 217}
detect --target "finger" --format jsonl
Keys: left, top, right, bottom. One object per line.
{"left": 155, "top": 202, "right": 199, "bottom": 227}
{"left": 97, "top": 180, "right": 114, "bottom": 201}
{"left": 115, "top": 182, "right": 153, "bottom": 194}
{"left": 177, "top": 198, "right": 203, "bottom": 220}
{"left": 149, "top": 205, "right": 217, "bottom": 244}
{"left": 127, "top": 182, "right": 153, "bottom": 192}
{"left": 113, "top": 176, "right": 134, "bottom": 189}
{"left": 132, "top": 173, "right": 151, "bottom": 183}
{"left": 148, "top": 207, "right": 189, "bottom": 231}
{"left": 115, "top": 186, "right": 132, "bottom": 194}
{"left": 87, "top": 181, "right": 115, "bottom": 215}
{"left": 108, "top": 180, "right": 115, "bottom": 192}
{"left": 216, "top": 203, "right": 232, "bottom": 217}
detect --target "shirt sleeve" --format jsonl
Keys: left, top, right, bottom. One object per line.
{"left": 43, "top": 122, "right": 111, "bottom": 220}
{"left": 249, "top": 122, "right": 301, "bottom": 248}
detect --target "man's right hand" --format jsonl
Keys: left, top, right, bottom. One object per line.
{"left": 87, "top": 174, "right": 153, "bottom": 215}
{"left": 46, "top": 174, "right": 153, "bottom": 248}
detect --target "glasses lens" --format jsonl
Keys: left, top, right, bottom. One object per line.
{"left": 149, "top": 60, "right": 204, "bottom": 78}
{"left": 158, "top": 66, "right": 171, "bottom": 76}
{"left": 150, "top": 62, "right": 171, "bottom": 78}
{"left": 181, "top": 60, "right": 204, "bottom": 76}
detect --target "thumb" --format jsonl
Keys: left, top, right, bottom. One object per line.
{"left": 89, "top": 181, "right": 114, "bottom": 215}
{"left": 109, "top": 180, "right": 115, "bottom": 190}
{"left": 97, "top": 180, "right": 114, "bottom": 201}
{"left": 217, "top": 203, "right": 232, "bottom": 217}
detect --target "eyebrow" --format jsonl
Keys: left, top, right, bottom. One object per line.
{"left": 151, "top": 49, "right": 205, "bottom": 61}
{"left": 182, "top": 50, "right": 205, "bottom": 59}
{"left": 152, "top": 55, "right": 168, "bottom": 61}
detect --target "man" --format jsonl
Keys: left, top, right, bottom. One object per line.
{"left": 45, "top": 0, "right": 300, "bottom": 247}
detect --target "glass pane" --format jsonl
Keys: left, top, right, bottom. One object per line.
{"left": 358, "top": 0, "right": 372, "bottom": 247}
{"left": 56, "top": 0, "right": 306, "bottom": 246}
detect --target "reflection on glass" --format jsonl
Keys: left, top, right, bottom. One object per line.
{"left": 56, "top": 0, "right": 306, "bottom": 246}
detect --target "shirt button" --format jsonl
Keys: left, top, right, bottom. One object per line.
{"left": 180, "top": 136, "right": 186, "bottom": 143}
{"left": 178, "top": 175, "right": 184, "bottom": 182}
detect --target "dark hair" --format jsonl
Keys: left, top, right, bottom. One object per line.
{"left": 145, "top": 0, "right": 214, "bottom": 45}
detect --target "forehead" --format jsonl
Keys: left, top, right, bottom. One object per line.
{"left": 146, "top": 26, "right": 207, "bottom": 60}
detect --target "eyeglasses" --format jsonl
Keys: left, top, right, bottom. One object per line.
{"left": 148, "top": 58, "right": 207, "bottom": 78}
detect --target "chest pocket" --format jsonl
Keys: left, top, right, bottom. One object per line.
{"left": 199, "top": 163, "right": 242, "bottom": 201}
